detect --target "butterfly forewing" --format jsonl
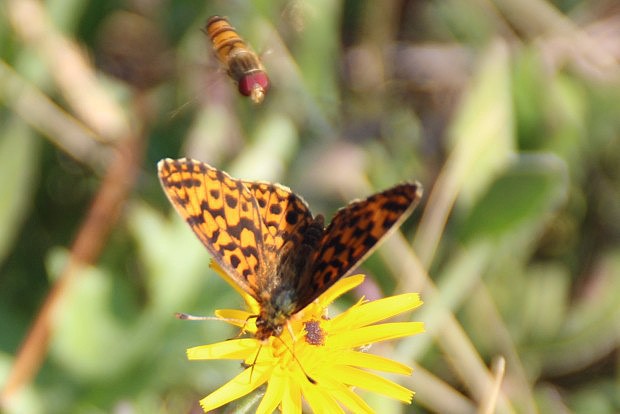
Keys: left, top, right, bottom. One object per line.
{"left": 293, "top": 183, "right": 423, "bottom": 311}
{"left": 158, "top": 158, "right": 266, "bottom": 298}
{"left": 242, "top": 181, "right": 315, "bottom": 255}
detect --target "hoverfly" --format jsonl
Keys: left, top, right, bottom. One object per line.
{"left": 205, "top": 16, "right": 270, "bottom": 104}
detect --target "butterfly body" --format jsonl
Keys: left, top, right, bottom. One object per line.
{"left": 158, "top": 158, "right": 422, "bottom": 341}
{"left": 255, "top": 215, "right": 325, "bottom": 339}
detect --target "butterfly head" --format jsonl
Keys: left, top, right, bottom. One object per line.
{"left": 255, "top": 288, "right": 298, "bottom": 340}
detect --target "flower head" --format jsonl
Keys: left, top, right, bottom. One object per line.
{"left": 187, "top": 266, "right": 424, "bottom": 413}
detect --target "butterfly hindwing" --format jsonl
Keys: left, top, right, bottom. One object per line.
{"left": 158, "top": 158, "right": 266, "bottom": 298}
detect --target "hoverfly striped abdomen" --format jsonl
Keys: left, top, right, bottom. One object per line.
{"left": 205, "top": 16, "right": 270, "bottom": 104}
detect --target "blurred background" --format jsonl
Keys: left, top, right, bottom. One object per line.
{"left": 1, "top": 0, "right": 619, "bottom": 413}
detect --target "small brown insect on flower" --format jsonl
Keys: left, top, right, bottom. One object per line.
{"left": 304, "top": 320, "right": 326, "bottom": 346}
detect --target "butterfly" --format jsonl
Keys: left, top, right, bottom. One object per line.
{"left": 157, "top": 158, "right": 422, "bottom": 340}
{"left": 204, "top": 16, "right": 270, "bottom": 104}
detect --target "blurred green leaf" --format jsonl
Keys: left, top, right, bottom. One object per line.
{"left": 513, "top": 47, "right": 547, "bottom": 150}
{"left": 50, "top": 255, "right": 132, "bottom": 379}
{"left": 459, "top": 153, "right": 568, "bottom": 242}
{"left": 0, "top": 121, "right": 39, "bottom": 266}
{"left": 520, "top": 263, "right": 570, "bottom": 342}
{"left": 537, "top": 250, "right": 620, "bottom": 377}
{"left": 568, "top": 380, "right": 620, "bottom": 414}
{"left": 448, "top": 40, "right": 515, "bottom": 208}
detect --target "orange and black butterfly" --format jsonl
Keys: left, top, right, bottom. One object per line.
{"left": 205, "top": 16, "right": 270, "bottom": 104}
{"left": 158, "top": 158, "right": 422, "bottom": 340}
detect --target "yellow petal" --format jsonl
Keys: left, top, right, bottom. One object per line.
{"left": 200, "top": 366, "right": 271, "bottom": 412}
{"left": 316, "top": 377, "right": 374, "bottom": 413}
{"left": 329, "top": 350, "right": 413, "bottom": 375}
{"left": 331, "top": 293, "right": 422, "bottom": 330}
{"left": 316, "top": 274, "right": 365, "bottom": 308}
{"left": 187, "top": 338, "right": 258, "bottom": 360}
{"left": 280, "top": 377, "right": 303, "bottom": 414}
{"left": 330, "top": 322, "right": 425, "bottom": 348}
{"left": 215, "top": 309, "right": 257, "bottom": 332}
{"left": 214, "top": 308, "right": 252, "bottom": 321}
{"left": 256, "top": 372, "right": 285, "bottom": 414}
{"left": 330, "top": 365, "right": 414, "bottom": 403}
{"left": 301, "top": 381, "right": 346, "bottom": 413}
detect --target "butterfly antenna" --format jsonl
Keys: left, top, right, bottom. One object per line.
{"left": 176, "top": 312, "right": 216, "bottom": 321}
{"left": 242, "top": 314, "right": 258, "bottom": 331}
{"left": 248, "top": 343, "right": 263, "bottom": 383}
{"left": 175, "top": 312, "right": 246, "bottom": 325}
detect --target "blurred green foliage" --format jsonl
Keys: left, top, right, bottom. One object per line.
{"left": 1, "top": 0, "right": 619, "bottom": 413}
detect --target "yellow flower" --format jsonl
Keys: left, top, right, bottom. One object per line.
{"left": 187, "top": 269, "right": 424, "bottom": 413}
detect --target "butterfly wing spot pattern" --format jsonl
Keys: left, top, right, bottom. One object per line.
{"left": 157, "top": 158, "right": 423, "bottom": 340}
